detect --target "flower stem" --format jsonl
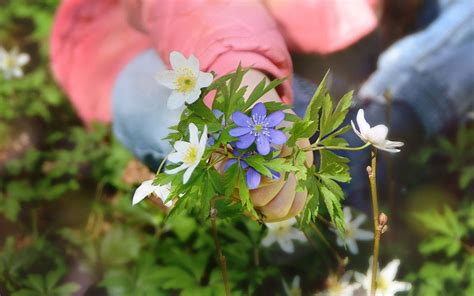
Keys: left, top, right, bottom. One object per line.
{"left": 210, "top": 198, "right": 231, "bottom": 296}
{"left": 303, "top": 142, "right": 370, "bottom": 152}
{"left": 368, "top": 148, "right": 380, "bottom": 296}
{"left": 156, "top": 155, "right": 169, "bottom": 175}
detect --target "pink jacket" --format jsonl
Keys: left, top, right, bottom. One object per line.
{"left": 51, "top": 0, "right": 379, "bottom": 124}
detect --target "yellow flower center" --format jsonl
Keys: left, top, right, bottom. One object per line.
{"left": 175, "top": 68, "right": 197, "bottom": 93}
{"left": 5, "top": 56, "right": 17, "bottom": 69}
{"left": 183, "top": 145, "right": 199, "bottom": 165}
{"left": 377, "top": 277, "right": 388, "bottom": 291}
{"left": 275, "top": 225, "right": 290, "bottom": 237}
{"left": 254, "top": 124, "right": 263, "bottom": 133}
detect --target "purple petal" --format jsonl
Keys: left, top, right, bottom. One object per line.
{"left": 256, "top": 135, "right": 271, "bottom": 155}
{"left": 252, "top": 102, "right": 267, "bottom": 118}
{"left": 265, "top": 111, "right": 285, "bottom": 127}
{"left": 223, "top": 159, "right": 238, "bottom": 171}
{"left": 269, "top": 129, "right": 287, "bottom": 145}
{"left": 270, "top": 169, "right": 280, "bottom": 180}
{"left": 240, "top": 160, "right": 249, "bottom": 169}
{"left": 232, "top": 112, "right": 251, "bottom": 127}
{"left": 246, "top": 168, "right": 261, "bottom": 189}
{"left": 229, "top": 127, "right": 251, "bottom": 137}
{"left": 236, "top": 133, "right": 256, "bottom": 149}
{"left": 212, "top": 109, "right": 223, "bottom": 118}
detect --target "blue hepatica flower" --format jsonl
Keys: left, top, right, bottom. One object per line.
{"left": 223, "top": 151, "right": 280, "bottom": 190}
{"left": 229, "top": 102, "right": 287, "bottom": 155}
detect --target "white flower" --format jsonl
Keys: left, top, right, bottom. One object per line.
{"left": 283, "top": 275, "right": 302, "bottom": 296}
{"left": 354, "top": 258, "right": 412, "bottom": 296}
{"left": 333, "top": 207, "right": 373, "bottom": 254}
{"left": 315, "top": 272, "right": 359, "bottom": 296}
{"left": 0, "top": 47, "right": 30, "bottom": 80}
{"left": 132, "top": 180, "right": 171, "bottom": 206}
{"left": 351, "top": 109, "right": 404, "bottom": 153}
{"left": 261, "top": 218, "right": 307, "bottom": 253}
{"left": 166, "top": 123, "right": 207, "bottom": 184}
{"left": 156, "top": 51, "right": 213, "bottom": 110}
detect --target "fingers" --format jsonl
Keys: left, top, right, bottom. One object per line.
{"left": 259, "top": 173, "right": 297, "bottom": 221}
{"left": 250, "top": 177, "right": 286, "bottom": 207}
{"left": 281, "top": 190, "right": 307, "bottom": 221}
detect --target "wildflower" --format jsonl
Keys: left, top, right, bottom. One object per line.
{"left": 156, "top": 51, "right": 213, "bottom": 110}
{"left": 167, "top": 123, "right": 207, "bottom": 184}
{"left": 354, "top": 258, "right": 412, "bottom": 296}
{"left": 262, "top": 218, "right": 307, "bottom": 253}
{"left": 332, "top": 207, "right": 373, "bottom": 254}
{"left": 315, "top": 272, "right": 359, "bottom": 296}
{"left": 283, "top": 275, "right": 302, "bottom": 296}
{"left": 230, "top": 102, "right": 287, "bottom": 155}
{"left": 351, "top": 109, "right": 404, "bottom": 153}
{"left": 223, "top": 150, "right": 280, "bottom": 189}
{"left": 0, "top": 47, "right": 30, "bottom": 79}
{"left": 132, "top": 180, "right": 171, "bottom": 206}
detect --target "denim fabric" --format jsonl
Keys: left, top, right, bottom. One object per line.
{"left": 358, "top": 0, "right": 474, "bottom": 136}
{"left": 112, "top": 49, "right": 184, "bottom": 170}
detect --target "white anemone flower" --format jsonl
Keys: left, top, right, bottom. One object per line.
{"left": 354, "top": 258, "right": 412, "bottom": 296}
{"left": 156, "top": 51, "right": 213, "bottom": 110}
{"left": 332, "top": 207, "right": 373, "bottom": 254}
{"left": 0, "top": 47, "right": 30, "bottom": 80}
{"left": 166, "top": 123, "right": 207, "bottom": 184}
{"left": 351, "top": 109, "right": 404, "bottom": 153}
{"left": 262, "top": 218, "right": 307, "bottom": 253}
{"left": 283, "top": 275, "right": 302, "bottom": 296}
{"left": 132, "top": 180, "right": 171, "bottom": 206}
{"left": 315, "top": 272, "right": 359, "bottom": 296}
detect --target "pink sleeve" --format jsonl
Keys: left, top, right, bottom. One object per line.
{"left": 265, "top": 0, "right": 379, "bottom": 54}
{"left": 128, "top": 0, "right": 294, "bottom": 105}
{"left": 50, "top": 0, "right": 150, "bottom": 124}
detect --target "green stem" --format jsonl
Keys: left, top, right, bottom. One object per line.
{"left": 210, "top": 198, "right": 231, "bottom": 296}
{"left": 368, "top": 148, "right": 381, "bottom": 296}
{"left": 303, "top": 142, "right": 370, "bottom": 152}
{"left": 156, "top": 155, "right": 169, "bottom": 175}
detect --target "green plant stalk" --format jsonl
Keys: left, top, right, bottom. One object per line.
{"left": 210, "top": 198, "right": 231, "bottom": 296}
{"left": 368, "top": 147, "right": 380, "bottom": 296}
{"left": 303, "top": 142, "right": 370, "bottom": 152}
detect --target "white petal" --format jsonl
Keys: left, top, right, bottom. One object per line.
{"left": 336, "top": 236, "right": 345, "bottom": 247}
{"left": 356, "top": 109, "right": 371, "bottom": 137}
{"left": 183, "top": 163, "right": 198, "bottom": 184}
{"left": 389, "top": 281, "right": 412, "bottom": 293}
{"left": 368, "top": 124, "right": 388, "bottom": 145}
{"left": 197, "top": 71, "right": 213, "bottom": 88}
{"left": 286, "top": 217, "right": 297, "bottom": 226}
{"left": 167, "top": 91, "right": 186, "bottom": 110}
{"left": 168, "top": 151, "right": 185, "bottom": 164}
{"left": 373, "top": 143, "right": 401, "bottom": 153}
{"left": 184, "top": 88, "right": 202, "bottom": 104}
{"left": 381, "top": 259, "right": 400, "bottom": 282}
{"left": 261, "top": 233, "right": 277, "bottom": 247}
{"left": 13, "top": 68, "right": 23, "bottom": 78}
{"left": 347, "top": 239, "right": 359, "bottom": 254}
{"left": 343, "top": 207, "right": 352, "bottom": 223}
{"left": 132, "top": 180, "right": 155, "bottom": 205}
{"left": 385, "top": 140, "right": 404, "bottom": 149}
{"left": 187, "top": 54, "right": 200, "bottom": 75}
{"left": 351, "top": 120, "right": 366, "bottom": 142}
{"left": 351, "top": 213, "right": 366, "bottom": 228}
{"left": 166, "top": 163, "right": 188, "bottom": 175}
{"left": 17, "top": 53, "right": 30, "bottom": 66}
{"left": 188, "top": 123, "right": 199, "bottom": 145}
{"left": 156, "top": 70, "right": 177, "bottom": 89}
{"left": 173, "top": 140, "right": 192, "bottom": 154}
{"left": 170, "top": 51, "right": 187, "bottom": 70}
{"left": 278, "top": 238, "right": 295, "bottom": 253}
{"left": 354, "top": 229, "right": 374, "bottom": 241}
{"left": 288, "top": 229, "right": 307, "bottom": 242}
{"left": 198, "top": 125, "right": 208, "bottom": 151}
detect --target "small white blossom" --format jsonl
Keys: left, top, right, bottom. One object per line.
{"left": 351, "top": 109, "right": 404, "bottom": 153}
{"left": 354, "top": 258, "right": 412, "bottom": 296}
{"left": 166, "top": 123, "right": 207, "bottom": 184}
{"left": 262, "top": 218, "right": 307, "bottom": 253}
{"left": 0, "top": 47, "right": 30, "bottom": 80}
{"left": 333, "top": 207, "right": 373, "bottom": 254}
{"left": 156, "top": 51, "right": 213, "bottom": 110}
{"left": 132, "top": 180, "right": 171, "bottom": 206}
{"left": 315, "top": 272, "right": 359, "bottom": 296}
{"left": 283, "top": 275, "right": 302, "bottom": 296}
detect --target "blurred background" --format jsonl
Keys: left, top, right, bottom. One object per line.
{"left": 0, "top": 0, "right": 473, "bottom": 295}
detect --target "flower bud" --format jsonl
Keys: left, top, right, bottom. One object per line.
{"left": 379, "top": 213, "right": 388, "bottom": 226}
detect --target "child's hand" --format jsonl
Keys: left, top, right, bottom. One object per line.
{"left": 240, "top": 70, "right": 313, "bottom": 222}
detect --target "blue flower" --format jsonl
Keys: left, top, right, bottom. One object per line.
{"left": 229, "top": 103, "right": 287, "bottom": 155}
{"left": 223, "top": 151, "right": 280, "bottom": 190}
